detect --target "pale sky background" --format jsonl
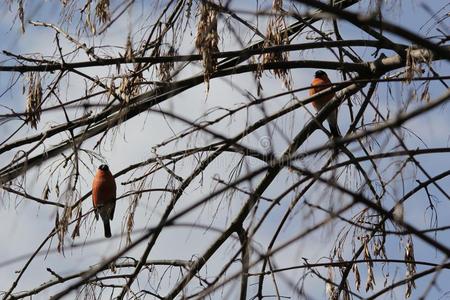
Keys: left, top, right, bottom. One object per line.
{"left": 0, "top": 0, "right": 449, "bottom": 299}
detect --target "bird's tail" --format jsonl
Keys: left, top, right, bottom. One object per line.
{"left": 326, "top": 110, "right": 341, "bottom": 138}
{"left": 102, "top": 218, "right": 112, "bottom": 238}
{"left": 319, "top": 102, "right": 341, "bottom": 161}
{"left": 327, "top": 117, "right": 341, "bottom": 161}
{"left": 329, "top": 122, "right": 341, "bottom": 138}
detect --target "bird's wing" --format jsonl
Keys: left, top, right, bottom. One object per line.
{"left": 92, "top": 176, "right": 100, "bottom": 220}
{"left": 109, "top": 176, "right": 117, "bottom": 220}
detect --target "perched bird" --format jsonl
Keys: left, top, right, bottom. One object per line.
{"left": 92, "top": 164, "right": 116, "bottom": 238}
{"left": 309, "top": 70, "right": 341, "bottom": 137}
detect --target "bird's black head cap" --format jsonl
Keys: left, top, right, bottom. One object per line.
{"left": 99, "top": 164, "right": 109, "bottom": 171}
{"left": 315, "top": 70, "right": 327, "bottom": 78}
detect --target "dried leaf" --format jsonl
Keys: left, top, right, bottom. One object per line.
{"left": 326, "top": 266, "right": 335, "bottom": 299}
{"left": 118, "top": 73, "right": 143, "bottom": 103}
{"left": 393, "top": 202, "right": 404, "bottom": 223}
{"left": 404, "top": 47, "right": 415, "bottom": 83}
{"left": 42, "top": 183, "right": 50, "bottom": 200}
{"left": 55, "top": 209, "right": 60, "bottom": 229}
{"left": 363, "top": 237, "right": 376, "bottom": 291}
{"left": 56, "top": 206, "right": 72, "bottom": 254}
{"left": 353, "top": 264, "right": 361, "bottom": 291}
{"left": 18, "top": 0, "right": 25, "bottom": 33}
{"left": 71, "top": 206, "right": 82, "bottom": 239}
{"left": 404, "top": 46, "right": 429, "bottom": 84}
{"left": 107, "top": 79, "right": 116, "bottom": 102}
{"left": 110, "top": 262, "right": 117, "bottom": 274}
{"left": 124, "top": 34, "right": 134, "bottom": 62}
{"left": 55, "top": 182, "right": 60, "bottom": 197}
{"left": 404, "top": 238, "right": 416, "bottom": 298}
{"left": 126, "top": 196, "right": 138, "bottom": 246}
{"left": 420, "top": 81, "right": 430, "bottom": 102}
{"left": 366, "top": 266, "right": 375, "bottom": 292}
{"left": 84, "top": 1, "right": 96, "bottom": 34}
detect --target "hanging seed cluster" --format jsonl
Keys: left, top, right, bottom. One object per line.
{"left": 55, "top": 206, "right": 71, "bottom": 254}
{"left": 157, "top": 46, "right": 176, "bottom": 82}
{"left": 195, "top": 1, "right": 219, "bottom": 92}
{"left": 124, "top": 34, "right": 134, "bottom": 62}
{"left": 404, "top": 238, "right": 417, "bottom": 298}
{"left": 118, "top": 74, "right": 143, "bottom": 103}
{"left": 117, "top": 36, "right": 143, "bottom": 103}
{"left": 18, "top": 0, "right": 25, "bottom": 33}
{"left": 326, "top": 266, "right": 335, "bottom": 298}
{"left": 95, "top": 0, "right": 111, "bottom": 25}
{"left": 26, "top": 72, "right": 43, "bottom": 129}
{"left": 363, "top": 237, "right": 376, "bottom": 292}
{"left": 263, "top": 0, "right": 290, "bottom": 85}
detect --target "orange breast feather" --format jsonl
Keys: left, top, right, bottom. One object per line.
{"left": 92, "top": 171, "right": 116, "bottom": 207}
{"left": 309, "top": 77, "right": 334, "bottom": 110}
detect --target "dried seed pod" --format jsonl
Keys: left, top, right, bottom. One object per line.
{"left": 263, "top": 0, "right": 291, "bottom": 87}
{"left": 125, "top": 34, "right": 134, "bottom": 62}
{"left": 404, "top": 238, "right": 416, "bottom": 298}
{"left": 56, "top": 206, "right": 72, "bottom": 254}
{"left": 353, "top": 264, "right": 361, "bottom": 291}
{"left": 18, "top": 0, "right": 25, "bottom": 33}
{"left": 393, "top": 201, "right": 404, "bottom": 223}
{"left": 158, "top": 46, "right": 176, "bottom": 82}
{"left": 118, "top": 72, "right": 143, "bottom": 103}
{"left": 366, "top": 265, "right": 375, "bottom": 292}
{"left": 26, "top": 72, "right": 43, "bottom": 129}
{"left": 420, "top": 80, "right": 430, "bottom": 102}
{"left": 363, "top": 237, "right": 376, "bottom": 291}
{"left": 126, "top": 197, "right": 137, "bottom": 246}
{"left": 326, "top": 266, "right": 335, "bottom": 299}
{"left": 42, "top": 183, "right": 50, "bottom": 200}
{"left": 107, "top": 78, "right": 116, "bottom": 102}
{"left": 195, "top": 1, "right": 219, "bottom": 93}
{"left": 71, "top": 206, "right": 82, "bottom": 239}
{"left": 95, "top": 0, "right": 111, "bottom": 25}
{"left": 404, "top": 46, "right": 430, "bottom": 83}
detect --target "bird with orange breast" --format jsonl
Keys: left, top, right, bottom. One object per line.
{"left": 309, "top": 70, "right": 341, "bottom": 137}
{"left": 92, "top": 164, "right": 116, "bottom": 238}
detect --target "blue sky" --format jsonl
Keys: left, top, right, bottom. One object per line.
{"left": 0, "top": 0, "right": 449, "bottom": 299}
